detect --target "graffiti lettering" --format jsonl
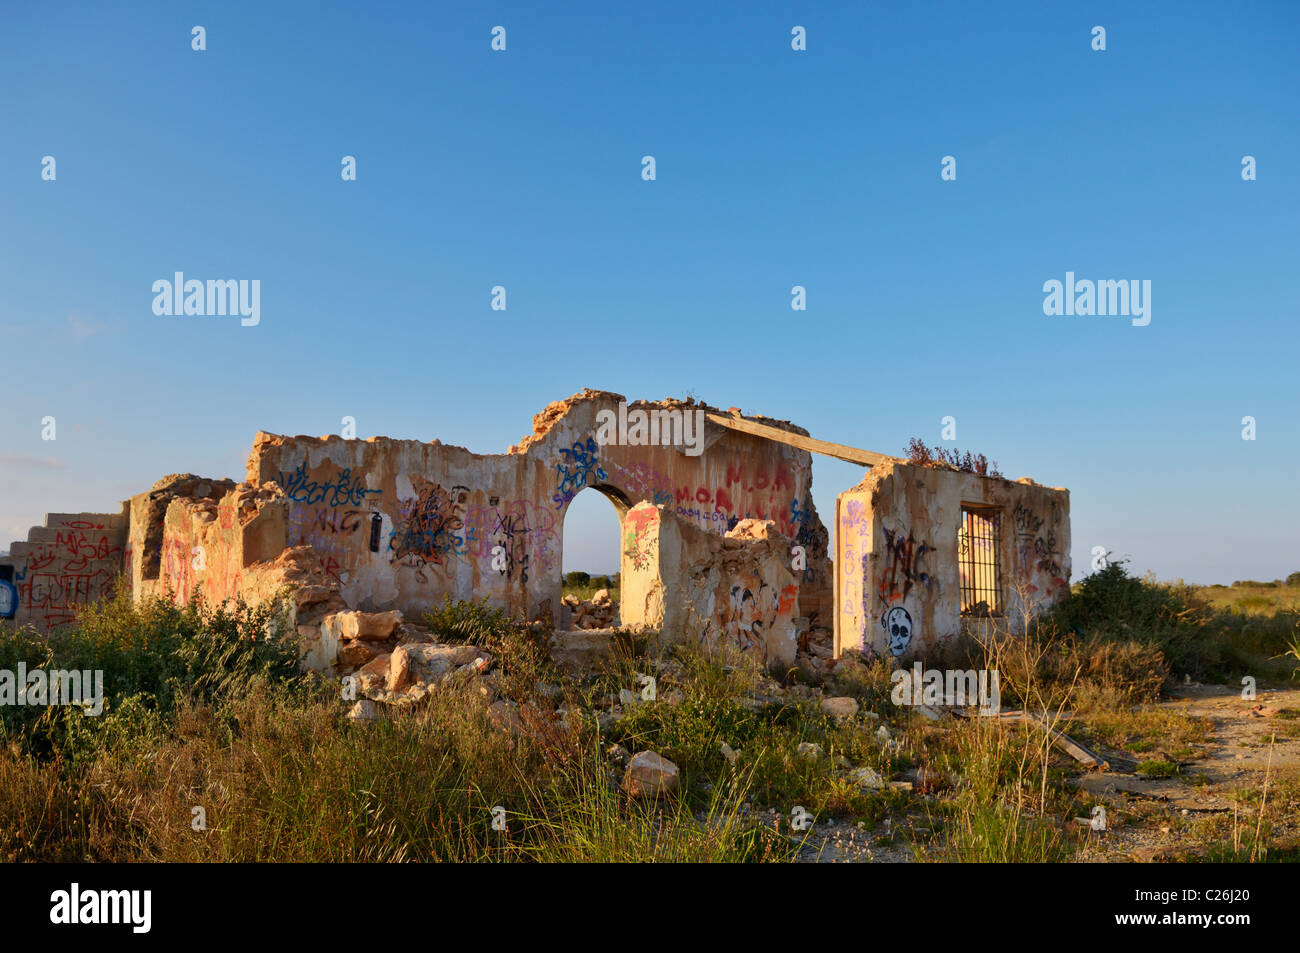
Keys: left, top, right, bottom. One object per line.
{"left": 279, "top": 462, "right": 381, "bottom": 507}
{"left": 878, "top": 525, "right": 933, "bottom": 609}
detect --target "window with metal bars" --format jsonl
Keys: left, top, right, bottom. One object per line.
{"left": 959, "top": 504, "right": 1002, "bottom": 616}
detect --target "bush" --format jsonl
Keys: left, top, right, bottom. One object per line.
{"left": 1047, "top": 561, "right": 1222, "bottom": 681}
{"left": 904, "top": 438, "right": 1002, "bottom": 478}
{"left": 423, "top": 597, "right": 555, "bottom": 699}
{"left": 0, "top": 588, "right": 303, "bottom": 759}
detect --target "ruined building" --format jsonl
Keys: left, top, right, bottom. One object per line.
{"left": 0, "top": 390, "right": 1070, "bottom": 670}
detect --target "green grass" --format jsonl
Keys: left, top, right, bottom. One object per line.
{"left": 1135, "top": 759, "right": 1179, "bottom": 778}
{"left": 3, "top": 563, "right": 1298, "bottom": 863}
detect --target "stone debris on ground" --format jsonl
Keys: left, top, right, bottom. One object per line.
{"left": 561, "top": 590, "right": 620, "bottom": 629}
{"left": 622, "top": 751, "right": 680, "bottom": 797}
{"left": 820, "top": 696, "right": 860, "bottom": 720}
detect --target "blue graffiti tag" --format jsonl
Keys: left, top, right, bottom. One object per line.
{"left": 555, "top": 438, "right": 608, "bottom": 500}
{"left": 279, "top": 462, "right": 381, "bottom": 507}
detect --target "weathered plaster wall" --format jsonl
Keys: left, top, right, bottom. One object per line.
{"left": 621, "top": 502, "right": 801, "bottom": 667}
{"left": 836, "top": 462, "right": 1070, "bottom": 661}
{"left": 125, "top": 474, "right": 237, "bottom": 601}
{"left": 244, "top": 390, "right": 832, "bottom": 631}
{"left": 0, "top": 512, "right": 128, "bottom": 629}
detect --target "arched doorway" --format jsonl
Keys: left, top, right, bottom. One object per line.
{"left": 559, "top": 484, "right": 627, "bottom": 630}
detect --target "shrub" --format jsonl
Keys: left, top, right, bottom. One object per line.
{"left": 1047, "top": 561, "right": 1222, "bottom": 680}
{"left": 423, "top": 596, "right": 555, "bottom": 698}
{"left": 0, "top": 588, "right": 303, "bottom": 759}
{"left": 904, "top": 438, "right": 1002, "bottom": 478}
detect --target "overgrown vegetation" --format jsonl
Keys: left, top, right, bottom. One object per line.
{"left": 904, "top": 438, "right": 1002, "bottom": 478}
{"left": 1043, "top": 560, "right": 1299, "bottom": 687}
{"left": 1, "top": 564, "right": 1297, "bottom": 863}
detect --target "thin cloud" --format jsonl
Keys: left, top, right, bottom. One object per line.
{"left": 67, "top": 313, "right": 109, "bottom": 341}
{"left": 0, "top": 453, "right": 66, "bottom": 470}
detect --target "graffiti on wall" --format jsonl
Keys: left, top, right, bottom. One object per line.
{"left": 389, "top": 482, "right": 470, "bottom": 582}
{"left": 878, "top": 525, "right": 933, "bottom": 608}
{"left": 880, "top": 606, "right": 914, "bottom": 657}
{"left": 669, "top": 460, "right": 804, "bottom": 537}
{"left": 553, "top": 438, "right": 608, "bottom": 507}
{"left": 490, "top": 510, "right": 532, "bottom": 583}
{"left": 1012, "top": 501, "right": 1066, "bottom": 592}
{"left": 285, "top": 500, "right": 371, "bottom": 583}
{"left": 15, "top": 520, "right": 124, "bottom": 628}
{"left": 839, "top": 500, "right": 871, "bottom": 628}
{"left": 463, "top": 498, "right": 561, "bottom": 581}
{"left": 874, "top": 524, "right": 932, "bottom": 658}
{"left": 602, "top": 459, "right": 675, "bottom": 508}
{"left": 622, "top": 506, "right": 660, "bottom": 572}
{"left": 160, "top": 532, "right": 242, "bottom": 607}
{"left": 715, "top": 579, "right": 799, "bottom": 664}
{"left": 279, "top": 462, "right": 381, "bottom": 508}
{"left": 0, "top": 575, "right": 16, "bottom": 619}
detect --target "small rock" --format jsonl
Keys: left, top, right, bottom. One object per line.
{"left": 346, "top": 699, "right": 377, "bottom": 723}
{"left": 359, "top": 652, "right": 392, "bottom": 679}
{"left": 821, "top": 696, "right": 860, "bottom": 720}
{"left": 622, "top": 751, "right": 680, "bottom": 797}
{"left": 334, "top": 609, "right": 405, "bottom": 641}
{"left": 294, "top": 585, "right": 332, "bottom": 607}
{"left": 796, "top": 742, "right": 824, "bottom": 759}
{"left": 849, "top": 766, "right": 884, "bottom": 789}
{"left": 388, "top": 645, "right": 413, "bottom": 693}
{"left": 337, "top": 639, "right": 377, "bottom": 668}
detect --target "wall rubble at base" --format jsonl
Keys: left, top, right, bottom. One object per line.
{"left": 621, "top": 502, "right": 802, "bottom": 668}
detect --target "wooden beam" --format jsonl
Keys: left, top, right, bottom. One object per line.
{"left": 704, "top": 413, "right": 901, "bottom": 468}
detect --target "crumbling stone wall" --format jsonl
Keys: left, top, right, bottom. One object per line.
{"left": 836, "top": 462, "right": 1071, "bottom": 661}
{"left": 621, "top": 502, "right": 802, "bottom": 667}
{"left": 4, "top": 391, "right": 1074, "bottom": 680}
{"left": 243, "top": 390, "right": 833, "bottom": 635}
{"left": 128, "top": 480, "right": 287, "bottom": 608}
{"left": 0, "top": 512, "right": 128, "bottom": 629}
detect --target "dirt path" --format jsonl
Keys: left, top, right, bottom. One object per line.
{"left": 1071, "top": 684, "right": 1300, "bottom": 861}
{"left": 795, "top": 684, "right": 1300, "bottom": 862}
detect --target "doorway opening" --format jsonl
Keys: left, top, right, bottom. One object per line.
{"left": 560, "top": 485, "right": 626, "bottom": 630}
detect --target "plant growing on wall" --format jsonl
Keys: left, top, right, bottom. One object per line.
{"left": 905, "top": 438, "right": 1003, "bottom": 478}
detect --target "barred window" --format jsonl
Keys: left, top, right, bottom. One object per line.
{"left": 959, "top": 505, "right": 1002, "bottom": 616}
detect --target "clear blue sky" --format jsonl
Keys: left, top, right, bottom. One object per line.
{"left": 1, "top": 1, "right": 1296, "bottom": 584}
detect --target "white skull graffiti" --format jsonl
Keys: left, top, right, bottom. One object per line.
{"left": 881, "top": 606, "right": 913, "bottom": 657}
